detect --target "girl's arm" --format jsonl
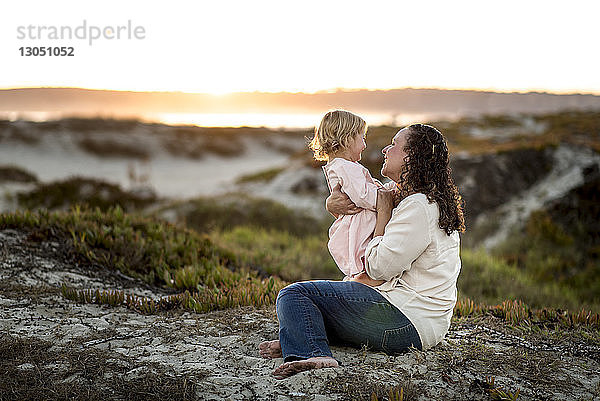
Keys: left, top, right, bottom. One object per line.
{"left": 374, "top": 188, "right": 394, "bottom": 236}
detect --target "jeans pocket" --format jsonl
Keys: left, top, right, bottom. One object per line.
{"left": 381, "top": 325, "right": 419, "bottom": 354}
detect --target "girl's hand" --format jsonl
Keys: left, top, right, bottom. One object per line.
{"left": 376, "top": 188, "right": 395, "bottom": 213}
{"left": 326, "top": 190, "right": 361, "bottom": 217}
{"left": 392, "top": 189, "right": 403, "bottom": 207}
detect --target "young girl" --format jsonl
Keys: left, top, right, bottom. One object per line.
{"left": 310, "top": 110, "right": 382, "bottom": 279}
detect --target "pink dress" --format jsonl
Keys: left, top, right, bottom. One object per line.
{"left": 323, "top": 158, "right": 381, "bottom": 277}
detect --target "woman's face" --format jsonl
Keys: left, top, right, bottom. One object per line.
{"left": 381, "top": 128, "right": 409, "bottom": 182}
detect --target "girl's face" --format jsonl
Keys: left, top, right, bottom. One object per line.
{"left": 346, "top": 132, "right": 367, "bottom": 162}
{"left": 381, "top": 128, "right": 409, "bottom": 182}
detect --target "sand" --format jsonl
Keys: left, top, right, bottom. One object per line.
{"left": 1, "top": 228, "right": 599, "bottom": 400}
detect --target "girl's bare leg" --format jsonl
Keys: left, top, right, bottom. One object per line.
{"left": 258, "top": 340, "right": 282, "bottom": 359}
{"left": 272, "top": 356, "right": 339, "bottom": 379}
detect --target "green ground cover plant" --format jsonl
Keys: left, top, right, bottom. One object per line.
{"left": 0, "top": 207, "right": 284, "bottom": 312}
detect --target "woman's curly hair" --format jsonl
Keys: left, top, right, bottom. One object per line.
{"left": 397, "top": 124, "right": 465, "bottom": 235}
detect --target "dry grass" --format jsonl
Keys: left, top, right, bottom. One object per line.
{"left": 454, "top": 297, "right": 600, "bottom": 331}
{"left": 0, "top": 334, "right": 202, "bottom": 401}
{"left": 60, "top": 277, "right": 283, "bottom": 314}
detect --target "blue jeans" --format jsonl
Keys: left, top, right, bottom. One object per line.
{"left": 276, "top": 280, "right": 422, "bottom": 362}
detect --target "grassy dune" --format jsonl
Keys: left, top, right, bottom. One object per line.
{"left": 0, "top": 207, "right": 284, "bottom": 313}
{"left": 2, "top": 110, "right": 599, "bottom": 328}
{"left": 1, "top": 206, "right": 598, "bottom": 333}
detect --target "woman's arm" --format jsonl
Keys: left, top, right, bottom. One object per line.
{"left": 325, "top": 191, "right": 361, "bottom": 218}
{"left": 325, "top": 161, "right": 379, "bottom": 217}
{"left": 336, "top": 163, "right": 380, "bottom": 211}
{"left": 365, "top": 198, "right": 431, "bottom": 282}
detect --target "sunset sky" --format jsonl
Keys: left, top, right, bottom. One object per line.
{"left": 2, "top": 0, "right": 600, "bottom": 95}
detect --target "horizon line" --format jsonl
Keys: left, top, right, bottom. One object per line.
{"left": 1, "top": 85, "right": 600, "bottom": 97}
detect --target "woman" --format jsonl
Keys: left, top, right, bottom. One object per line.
{"left": 259, "top": 124, "right": 465, "bottom": 379}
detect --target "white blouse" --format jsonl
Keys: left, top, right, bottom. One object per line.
{"left": 365, "top": 193, "right": 461, "bottom": 350}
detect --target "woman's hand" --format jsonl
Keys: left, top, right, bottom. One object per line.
{"left": 325, "top": 190, "right": 361, "bottom": 218}
{"left": 350, "top": 272, "right": 385, "bottom": 287}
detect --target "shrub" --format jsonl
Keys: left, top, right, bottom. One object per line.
{"left": 161, "top": 193, "right": 330, "bottom": 237}
{"left": 0, "top": 165, "right": 38, "bottom": 183}
{"left": 17, "top": 177, "right": 157, "bottom": 212}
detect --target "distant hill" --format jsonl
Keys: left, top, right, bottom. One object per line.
{"left": 1, "top": 87, "right": 600, "bottom": 119}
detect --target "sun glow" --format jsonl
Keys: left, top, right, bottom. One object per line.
{"left": 145, "top": 112, "right": 431, "bottom": 128}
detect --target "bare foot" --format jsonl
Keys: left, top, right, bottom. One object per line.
{"left": 259, "top": 340, "right": 282, "bottom": 359}
{"left": 272, "top": 356, "right": 339, "bottom": 380}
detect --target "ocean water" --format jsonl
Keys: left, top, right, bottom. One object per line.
{"left": 0, "top": 111, "right": 441, "bottom": 129}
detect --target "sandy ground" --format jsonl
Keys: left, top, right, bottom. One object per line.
{"left": 1, "top": 228, "right": 600, "bottom": 400}
{"left": 0, "top": 129, "right": 300, "bottom": 200}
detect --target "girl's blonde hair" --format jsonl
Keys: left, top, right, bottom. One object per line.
{"left": 309, "top": 110, "right": 367, "bottom": 161}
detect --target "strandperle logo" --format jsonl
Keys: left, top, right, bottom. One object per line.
{"left": 16, "top": 20, "right": 146, "bottom": 45}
